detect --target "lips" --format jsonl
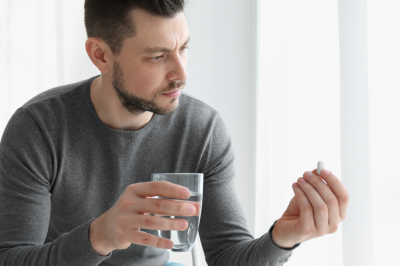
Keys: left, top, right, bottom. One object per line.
{"left": 162, "top": 89, "right": 181, "bottom": 98}
{"left": 162, "top": 88, "right": 180, "bottom": 95}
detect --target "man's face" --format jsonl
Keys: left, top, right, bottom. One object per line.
{"left": 111, "top": 9, "right": 189, "bottom": 115}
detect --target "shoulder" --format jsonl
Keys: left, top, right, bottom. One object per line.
{"left": 21, "top": 77, "right": 93, "bottom": 109}
{"left": 163, "top": 92, "right": 230, "bottom": 142}
{"left": 177, "top": 92, "right": 221, "bottom": 124}
{"left": 16, "top": 76, "right": 96, "bottom": 124}
{"left": 3, "top": 76, "right": 97, "bottom": 140}
{"left": 156, "top": 91, "right": 229, "bottom": 142}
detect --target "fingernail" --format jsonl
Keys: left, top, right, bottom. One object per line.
{"left": 298, "top": 177, "right": 307, "bottom": 183}
{"left": 187, "top": 205, "right": 196, "bottom": 215}
{"left": 322, "top": 169, "right": 330, "bottom": 176}
{"left": 304, "top": 171, "right": 313, "bottom": 178}
{"left": 293, "top": 183, "right": 299, "bottom": 188}
{"left": 182, "top": 189, "right": 191, "bottom": 199}
{"left": 180, "top": 220, "right": 188, "bottom": 229}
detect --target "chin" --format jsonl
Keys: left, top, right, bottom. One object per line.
{"left": 155, "top": 99, "right": 180, "bottom": 115}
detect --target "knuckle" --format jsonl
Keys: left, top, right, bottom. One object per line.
{"left": 127, "top": 183, "right": 137, "bottom": 191}
{"left": 140, "top": 236, "right": 151, "bottom": 246}
{"left": 329, "top": 224, "right": 338, "bottom": 234}
{"left": 328, "top": 196, "right": 338, "bottom": 206}
{"left": 114, "top": 226, "right": 122, "bottom": 237}
{"left": 318, "top": 204, "right": 328, "bottom": 213}
{"left": 145, "top": 216, "right": 156, "bottom": 228}
{"left": 150, "top": 181, "right": 161, "bottom": 192}
{"left": 303, "top": 227, "right": 315, "bottom": 237}
{"left": 317, "top": 230, "right": 326, "bottom": 237}
{"left": 119, "top": 198, "right": 132, "bottom": 210}
{"left": 169, "top": 220, "right": 176, "bottom": 230}
{"left": 340, "top": 192, "right": 350, "bottom": 203}
{"left": 126, "top": 183, "right": 139, "bottom": 195}
{"left": 304, "top": 205, "right": 314, "bottom": 214}
{"left": 152, "top": 199, "right": 163, "bottom": 211}
{"left": 177, "top": 203, "right": 185, "bottom": 214}
{"left": 114, "top": 227, "right": 126, "bottom": 240}
{"left": 156, "top": 238, "right": 164, "bottom": 249}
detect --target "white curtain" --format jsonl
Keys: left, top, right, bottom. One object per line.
{"left": 256, "top": 0, "right": 400, "bottom": 265}
{"left": 368, "top": 1, "right": 400, "bottom": 265}
{"left": 255, "top": 0, "right": 342, "bottom": 265}
{"left": 0, "top": 0, "right": 98, "bottom": 136}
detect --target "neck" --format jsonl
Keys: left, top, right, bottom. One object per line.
{"left": 90, "top": 75, "right": 154, "bottom": 131}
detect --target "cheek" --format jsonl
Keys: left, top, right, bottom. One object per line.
{"left": 124, "top": 67, "right": 164, "bottom": 97}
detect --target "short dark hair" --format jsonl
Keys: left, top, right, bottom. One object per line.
{"left": 84, "top": 0, "right": 187, "bottom": 55}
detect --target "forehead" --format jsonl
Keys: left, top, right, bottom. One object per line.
{"left": 127, "top": 8, "right": 189, "bottom": 49}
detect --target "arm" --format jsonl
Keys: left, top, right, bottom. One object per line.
{"left": 0, "top": 108, "right": 110, "bottom": 265}
{"left": 198, "top": 113, "right": 300, "bottom": 266}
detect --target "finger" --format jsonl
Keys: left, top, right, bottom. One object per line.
{"left": 303, "top": 171, "right": 340, "bottom": 233}
{"left": 292, "top": 182, "right": 315, "bottom": 235}
{"left": 126, "top": 229, "right": 175, "bottom": 250}
{"left": 133, "top": 214, "right": 189, "bottom": 231}
{"left": 312, "top": 169, "right": 349, "bottom": 221}
{"left": 305, "top": 170, "right": 329, "bottom": 185}
{"left": 128, "top": 181, "right": 191, "bottom": 200}
{"left": 310, "top": 168, "right": 328, "bottom": 184}
{"left": 138, "top": 197, "right": 199, "bottom": 216}
{"left": 297, "top": 177, "right": 329, "bottom": 234}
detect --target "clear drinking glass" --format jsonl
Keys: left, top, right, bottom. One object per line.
{"left": 151, "top": 173, "right": 203, "bottom": 252}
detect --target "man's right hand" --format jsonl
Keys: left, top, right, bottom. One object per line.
{"left": 89, "top": 181, "right": 197, "bottom": 256}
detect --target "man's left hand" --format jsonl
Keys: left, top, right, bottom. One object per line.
{"left": 272, "top": 169, "right": 349, "bottom": 248}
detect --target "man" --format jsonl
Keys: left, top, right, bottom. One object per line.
{"left": 0, "top": 0, "right": 349, "bottom": 265}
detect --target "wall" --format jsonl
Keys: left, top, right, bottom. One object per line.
{"left": 168, "top": 1, "right": 257, "bottom": 265}
{"left": 184, "top": 0, "right": 256, "bottom": 232}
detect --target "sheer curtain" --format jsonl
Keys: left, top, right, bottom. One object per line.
{"left": 256, "top": 0, "right": 400, "bottom": 265}
{"left": 0, "top": 0, "right": 98, "bottom": 136}
{"left": 368, "top": 1, "right": 400, "bottom": 265}
{"left": 255, "top": 0, "right": 342, "bottom": 265}
{"left": 1, "top": 0, "right": 57, "bottom": 134}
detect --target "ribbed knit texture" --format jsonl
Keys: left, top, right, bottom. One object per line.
{"left": 0, "top": 75, "right": 300, "bottom": 265}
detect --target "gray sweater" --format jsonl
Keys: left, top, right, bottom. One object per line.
{"left": 0, "top": 75, "right": 300, "bottom": 266}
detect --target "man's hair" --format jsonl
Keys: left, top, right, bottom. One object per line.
{"left": 84, "top": 0, "right": 187, "bottom": 55}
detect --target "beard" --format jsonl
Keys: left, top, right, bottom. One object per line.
{"left": 111, "top": 59, "right": 186, "bottom": 115}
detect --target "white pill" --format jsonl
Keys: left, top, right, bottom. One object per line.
{"left": 317, "top": 161, "right": 324, "bottom": 175}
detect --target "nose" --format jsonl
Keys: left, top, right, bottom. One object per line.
{"left": 166, "top": 53, "right": 188, "bottom": 82}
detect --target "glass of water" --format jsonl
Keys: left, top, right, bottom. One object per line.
{"left": 151, "top": 173, "right": 203, "bottom": 252}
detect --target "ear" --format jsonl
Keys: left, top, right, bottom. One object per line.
{"left": 85, "top": 37, "right": 112, "bottom": 73}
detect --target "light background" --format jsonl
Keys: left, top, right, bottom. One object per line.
{"left": 1, "top": 0, "right": 399, "bottom": 265}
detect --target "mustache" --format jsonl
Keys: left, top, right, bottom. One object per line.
{"left": 160, "top": 80, "right": 186, "bottom": 94}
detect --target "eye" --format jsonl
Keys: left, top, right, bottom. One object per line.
{"left": 150, "top": 55, "right": 164, "bottom": 61}
{"left": 181, "top": 46, "right": 189, "bottom": 52}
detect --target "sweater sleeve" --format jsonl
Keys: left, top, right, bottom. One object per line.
{"left": 0, "top": 108, "right": 111, "bottom": 266}
{"left": 198, "top": 113, "right": 301, "bottom": 266}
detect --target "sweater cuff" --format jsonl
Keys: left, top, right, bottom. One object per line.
{"left": 59, "top": 218, "right": 112, "bottom": 265}
{"left": 268, "top": 220, "right": 301, "bottom": 251}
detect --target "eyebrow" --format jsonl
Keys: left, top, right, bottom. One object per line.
{"left": 141, "top": 36, "right": 191, "bottom": 55}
